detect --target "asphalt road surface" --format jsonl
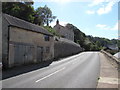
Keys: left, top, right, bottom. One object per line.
{"left": 2, "top": 52, "right": 100, "bottom": 88}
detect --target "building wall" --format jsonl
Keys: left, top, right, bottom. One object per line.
{"left": 64, "top": 27, "right": 74, "bottom": 41}
{"left": 8, "top": 27, "right": 54, "bottom": 67}
{"left": 0, "top": 14, "right": 2, "bottom": 62}
{"left": 54, "top": 24, "right": 74, "bottom": 41}
{"left": 2, "top": 16, "right": 9, "bottom": 68}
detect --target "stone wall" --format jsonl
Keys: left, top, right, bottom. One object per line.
{"left": 101, "top": 50, "right": 119, "bottom": 69}
{"left": 54, "top": 24, "right": 74, "bottom": 41}
{"left": 54, "top": 37, "right": 82, "bottom": 59}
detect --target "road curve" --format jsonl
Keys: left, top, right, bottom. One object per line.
{"left": 2, "top": 52, "right": 100, "bottom": 88}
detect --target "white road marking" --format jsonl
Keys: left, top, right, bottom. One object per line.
{"left": 35, "top": 67, "right": 65, "bottom": 83}
{"left": 98, "top": 77, "right": 118, "bottom": 84}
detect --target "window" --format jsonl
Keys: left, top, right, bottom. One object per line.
{"left": 44, "top": 35, "right": 50, "bottom": 41}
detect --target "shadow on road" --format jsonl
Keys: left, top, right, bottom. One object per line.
{"left": 2, "top": 61, "right": 52, "bottom": 80}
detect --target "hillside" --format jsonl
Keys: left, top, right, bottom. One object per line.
{"left": 58, "top": 23, "right": 120, "bottom": 53}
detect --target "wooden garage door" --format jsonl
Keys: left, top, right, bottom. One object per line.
{"left": 37, "top": 46, "right": 43, "bottom": 62}
{"left": 24, "top": 45, "right": 34, "bottom": 64}
{"left": 9, "top": 43, "right": 35, "bottom": 66}
{"left": 14, "top": 44, "right": 25, "bottom": 65}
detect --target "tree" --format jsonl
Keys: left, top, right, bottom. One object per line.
{"left": 35, "top": 5, "right": 56, "bottom": 26}
{"left": 2, "top": 1, "right": 35, "bottom": 23}
{"left": 43, "top": 26, "right": 58, "bottom": 36}
{"left": 96, "top": 41, "right": 101, "bottom": 47}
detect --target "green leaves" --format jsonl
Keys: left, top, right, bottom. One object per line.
{"left": 2, "top": 2, "right": 35, "bottom": 23}
{"left": 35, "top": 5, "right": 56, "bottom": 26}
{"left": 43, "top": 26, "right": 59, "bottom": 36}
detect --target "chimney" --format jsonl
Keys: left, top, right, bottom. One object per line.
{"left": 56, "top": 19, "right": 59, "bottom": 25}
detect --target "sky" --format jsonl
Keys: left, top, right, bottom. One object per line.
{"left": 33, "top": 0, "right": 119, "bottom": 40}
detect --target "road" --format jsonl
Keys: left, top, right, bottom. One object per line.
{"left": 2, "top": 52, "right": 100, "bottom": 88}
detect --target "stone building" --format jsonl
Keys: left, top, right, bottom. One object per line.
{"left": 2, "top": 14, "right": 54, "bottom": 68}
{"left": 53, "top": 20, "right": 74, "bottom": 41}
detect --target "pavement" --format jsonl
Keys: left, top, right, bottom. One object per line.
{"left": 97, "top": 53, "right": 118, "bottom": 88}
{"left": 2, "top": 52, "right": 100, "bottom": 88}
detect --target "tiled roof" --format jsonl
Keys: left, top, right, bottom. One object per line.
{"left": 3, "top": 13, "right": 53, "bottom": 36}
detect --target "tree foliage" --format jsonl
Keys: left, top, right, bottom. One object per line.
{"left": 35, "top": 5, "right": 56, "bottom": 26}
{"left": 2, "top": 1, "right": 35, "bottom": 23}
{"left": 2, "top": 2, "right": 56, "bottom": 26}
{"left": 43, "top": 26, "right": 59, "bottom": 36}
{"left": 87, "top": 35, "right": 120, "bottom": 53}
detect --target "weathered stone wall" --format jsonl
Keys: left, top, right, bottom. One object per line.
{"left": 54, "top": 37, "right": 82, "bottom": 59}
{"left": 101, "top": 50, "right": 119, "bottom": 69}
{"left": 54, "top": 24, "right": 74, "bottom": 41}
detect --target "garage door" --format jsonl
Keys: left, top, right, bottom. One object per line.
{"left": 14, "top": 44, "right": 25, "bottom": 65}
{"left": 37, "top": 46, "right": 43, "bottom": 62}
{"left": 9, "top": 43, "right": 35, "bottom": 66}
